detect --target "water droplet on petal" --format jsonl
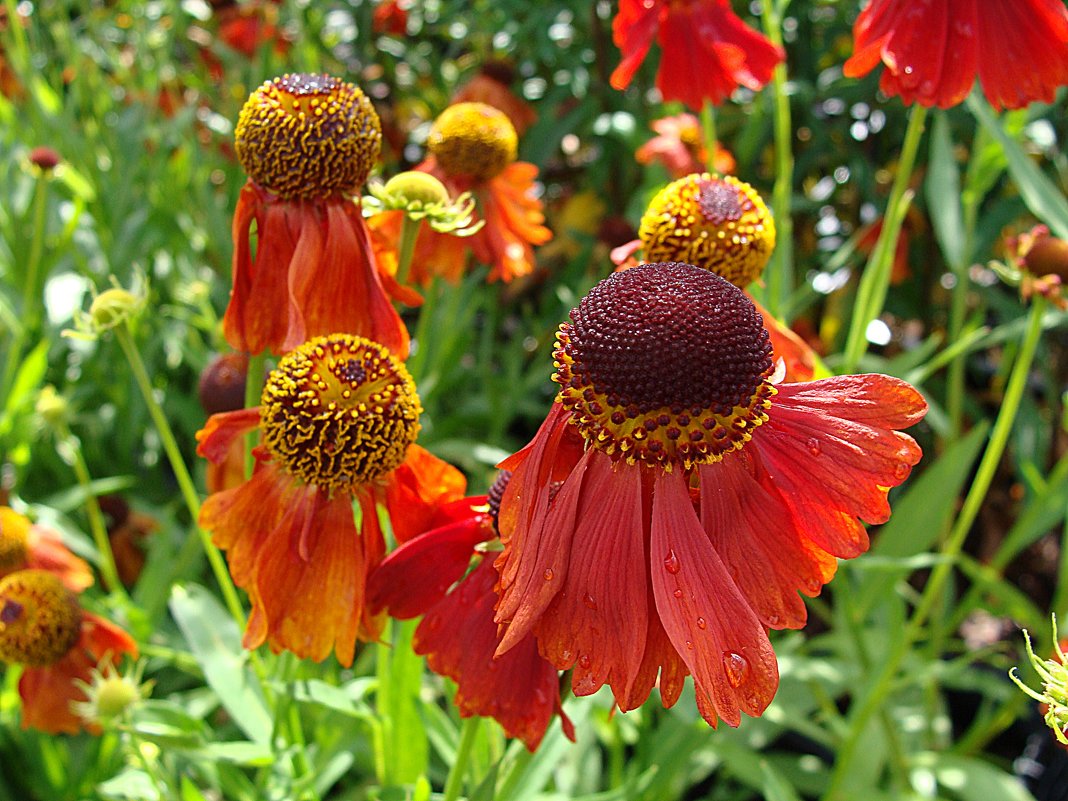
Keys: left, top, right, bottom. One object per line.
{"left": 806, "top": 437, "right": 821, "bottom": 456}
{"left": 696, "top": 616, "right": 707, "bottom": 630}
{"left": 766, "top": 614, "right": 781, "bottom": 627}
{"left": 578, "top": 654, "right": 591, "bottom": 670}
{"left": 561, "top": 648, "right": 573, "bottom": 661}
{"left": 723, "top": 651, "right": 749, "bottom": 688}
{"left": 894, "top": 462, "right": 911, "bottom": 480}
{"left": 582, "top": 592, "right": 598, "bottom": 611}
{"left": 543, "top": 568, "right": 554, "bottom": 581}
{"left": 673, "top": 589, "right": 683, "bottom": 598}
{"left": 685, "top": 640, "right": 694, "bottom": 650}
{"left": 663, "top": 549, "right": 681, "bottom": 574}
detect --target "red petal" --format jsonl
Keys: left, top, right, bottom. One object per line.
{"left": 649, "top": 469, "right": 778, "bottom": 728}
{"left": 195, "top": 407, "right": 261, "bottom": 464}
{"left": 698, "top": 450, "right": 837, "bottom": 629}
{"left": 977, "top": 0, "right": 1068, "bottom": 110}
{"left": 610, "top": 0, "right": 663, "bottom": 90}
{"left": 244, "top": 489, "right": 364, "bottom": 666}
{"left": 533, "top": 451, "right": 649, "bottom": 702}
{"left": 415, "top": 559, "right": 566, "bottom": 751}
{"left": 749, "top": 375, "right": 926, "bottom": 558}
{"left": 367, "top": 511, "right": 493, "bottom": 619}
{"left": 384, "top": 444, "right": 468, "bottom": 544}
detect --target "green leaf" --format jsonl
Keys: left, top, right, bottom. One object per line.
{"left": 97, "top": 768, "right": 161, "bottom": 801}
{"left": 760, "top": 761, "right": 804, "bottom": 801}
{"left": 926, "top": 111, "right": 965, "bottom": 268}
{"left": 911, "top": 752, "right": 1037, "bottom": 801}
{"left": 169, "top": 583, "right": 271, "bottom": 744}
{"left": 969, "top": 96, "right": 1068, "bottom": 238}
{"left": 196, "top": 742, "right": 274, "bottom": 766}
{"left": 377, "top": 619, "right": 428, "bottom": 785}
{"left": 179, "top": 777, "right": 209, "bottom": 801}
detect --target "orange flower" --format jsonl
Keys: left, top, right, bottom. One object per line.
{"left": 368, "top": 479, "right": 574, "bottom": 751}
{"left": 225, "top": 74, "right": 408, "bottom": 357}
{"left": 217, "top": 0, "right": 288, "bottom": 59}
{"left": 0, "top": 569, "right": 137, "bottom": 733}
{"left": 0, "top": 507, "right": 93, "bottom": 592}
{"left": 198, "top": 335, "right": 465, "bottom": 665}
{"left": 844, "top": 0, "right": 1068, "bottom": 111}
{"left": 635, "top": 114, "right": 736, "bottom": 178}
{"left": 453, "top": 62, "right": 537, "bottom": 136}
{"left": 371, "top": 102, "right": 551, "bottom": 286}
{"left": 610, "top": 0, "right": 784, "bottom": 109}
{"left": 197, "top": 353, "right": 251, "bottom": 494}
{"left": 493, "top": 263, "right": 926, "bottom": 727}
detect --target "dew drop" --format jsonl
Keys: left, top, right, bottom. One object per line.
{"left": 673, "top": 589, "right": 683, "bottom": 599}
{"left": 894, "top": 462, "right": 911, "bottom": 480}
{"left": 561, "top": 648, "right": 573, "bottom": 661}
{"left": 696, "top": 616, "right": 707, "bottom": 630}
{"left": 543, "top": 568, "right": 554, "bottom": 581}
{"left": 806, "top": 437, "right": 821, "bottom": 456}
{"left": 582, "top": 592, "right": 598, "bottom": 611}
{"left": 722, "top": 651, "right": 749, "bottom": 688}
{"left": 578, "top": 654, "right": 591, "bottom": 670}
{"left": 766, "top": 614, "right": 782, "bottom": 627}
{"left": 663, "top": 549, "right": 681, "bottom": 574}
{"left": 685, "top": 640, "right": 694, "bottom": 650}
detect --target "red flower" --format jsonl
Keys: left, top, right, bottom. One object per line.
{"left": 226, "top": 74, "right": 408, "bottom": 357}
{"left": 844, "top": 0, "right": 1068, "bottom": 111}
{"left": 610, "top": 0, "right": 784, "bottom": 109}
{"left": 372, "top": 0, "right": 410, "bottom": 36}
{"left": 198, "top": 335, "right": 466, "bottom": 666}
{"left": 494, "top": 263, "right": 926, "bottom": 727}
{"left": 635, "top": 114, "right": 736, "bottom": 178}
{"left": 0, "top": 569, "right": 137, "bottom": 734}
{"left": 368, "top": 484, "right": 574, "bottom": 750}
{"left": 369, "top": 102, "right": 551, "bottom": 286}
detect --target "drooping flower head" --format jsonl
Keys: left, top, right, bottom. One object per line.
{"left": 369, "top": 101, "right": 551, "bottom": 285}
{"left": 843, "top": 0, "right": 1068, "bottom": 111}
{"left": 0, "top": 569, "right": 138, "bottom": 733}
{"left": 639, "top": 173, "right": 775, "bottom": 290}
{"left": 198, "top": 334, "right": 465, "bottom": 665}
{"left": 494, "top": 263, "right": 926, "bottom": 727}
{"left": 226, "top": 74, "right": 408, "bottom": 356}
{"left": 610, "top": 0, "right": 784, "bottom": 109}
{"left": 368, "top": 472, "right": 575, "bottom": 751}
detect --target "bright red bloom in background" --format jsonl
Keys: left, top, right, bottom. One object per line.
{"left": 494, "top": 263, "right": 926, "bottom": 727}
{"left": 844, "top": 0, "right": 1068, "bottom": 110}
{"left": 368, "top": 485, "right": 574, "bottom": 751}
{"left": 611, "top": 0, "right": 784, "bottom": 109}
{"left": 226, "top": 74, "right": 408, "bottom": 356}
{"left": 198, "top": 335, "right": 465, "bottom": 666}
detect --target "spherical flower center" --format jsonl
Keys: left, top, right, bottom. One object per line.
{"left": 486, "top": 469, "right": 512, "bottom": 533}
{"left": 260, "top": 334, "right": 422, "bottom": 491}
{"left": 0, "top": 509, "right": 30, "bottom": 574}
{"left": 0, "top": 569, "right": 82, "bottom": 667}
{"left": 554, "top": 262, "right": 774, "bottom": 469}
{"left": 639, "top": 173, "right": 775, "bottom": 289}
{"left": 427, "top": 102, "right": 518, "bottom": 181}
{"left": 235, "top": 73, "right": 382, "bottom": 201}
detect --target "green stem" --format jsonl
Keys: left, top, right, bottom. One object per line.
{"left": 395, "top": 214, "right": 422, "bottom": 288}
{"left": 114, "top": 323, "right": 247, "bottom": 630}
{"left": 842, "top": 105, "right": 927, "bottom": 372}
{"left": 822, "top": 295, "right": 1046, "bottom": 801}
{"left": 443, "top": 716, "right": 482, "bottom": 801}
{"left": 243, "top": 351, "right": 266, "bottom": 477}
{"left": 55, "top": 425, "right": 128, "bottom": 602}
{"left": 700, "top": 100, "right": 718, "bottom": 174}
{"left": 761, "top": 0, "right": 794, "bottom": 317}
{"left": 408, "top": 277, "right": 440, "bottom": 384}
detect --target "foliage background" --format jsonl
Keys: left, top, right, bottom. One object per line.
{"left": 1, "top": 1, "right": 1068, "bottom": 800}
